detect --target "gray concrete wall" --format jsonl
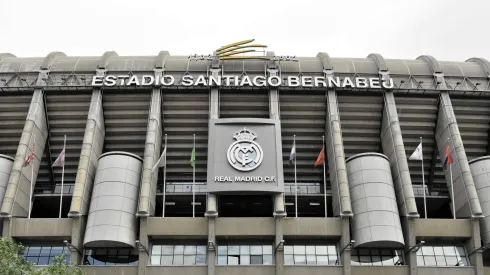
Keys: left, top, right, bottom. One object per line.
{"left": 81, "top": 266, "right": 138, "bottom": 275}
{"left": 0, "top": 155, "right": 14, "bottom": 209}
{"left": 215, "top": 266, "right": 275, "bottom": 275}
{"left": 216, "top": 218, "right": 275, "bottom": 237}
{"left": 10, "top": 218, "right": 72, "bottom": 238}
{"left": 147, "top": 217, "right": 208, "bottom": 237}
{"left": 69, "top": 90, "right": 105, "bottom": 216}
{"left": 84, "top": 152, "right": 142, "bottom": 248}
{"left": 346, "top": 153, "right": 404, "bottom": 248}
{"left": 284, "top": 266, "right": 342, "bottom": 275}
{"left": 282, "top": 218, "right": 341, "bottom": 236}
{"left": 381, "top": 92, "right": 418, "bottom": 217}
{"left": 414, "top": 218, "right": 472, "bottom": 238}
{"left": 0, "top": 90, "right": 47, "bottom": 217}
{"left": 325, "top": 90, "right": 353, "bottom": 217}
{"left": 351, "top": 266, "right": 409, "bottom": 275}
{"left": 418, "top": 267, "right": 474, "bottom": 275}
{"left": 435, "top": 92, "right": 482, "bottom": 218}
{"left": 137, "top": 89, "right": 162, "bottom": 216}
{"left": 146, "top": 266, "right": 207, "bottom": 275}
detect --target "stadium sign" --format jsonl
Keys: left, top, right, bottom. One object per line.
{"left": 91, "top": 74, "right": 394, "bottom": 89}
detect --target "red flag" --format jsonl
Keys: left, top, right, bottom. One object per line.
{"left": 314, "top": 145, "right": 325, "bottom": 167}
{"left": 443, "top": 144, "right": 453, "bottom": 170}
{"left": 23, "top": 139, "right": 35, "bottom": 167}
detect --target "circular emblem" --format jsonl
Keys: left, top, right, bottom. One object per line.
{"left": 227, "top": 128, "right": 263, "bottom": 171}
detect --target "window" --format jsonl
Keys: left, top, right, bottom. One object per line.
{"left": 150, "top": 245, "right": 206, "bottom": 265}
{"left": 217, "top": 245, "right": 273, "bottom": 265}
{"left": 417, "top": 245, "right": 468, "bottom": 266}
{"left": 83, "top": 249, "right": 138, "bottom": 266}
{"left": 351, "top": 249, "right": 404, "bottom": 266}
{"left": 284, "top": 245, "right": 338, "bottom": 265}
{"left": 24, "top": 246, "right": 71, "bottom": 265}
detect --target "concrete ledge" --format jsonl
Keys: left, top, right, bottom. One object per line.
{"left": 216, "top": 266, "right": 275, "bottom": 275}
{"left": 216, "top": 218, "right": 275, "bottom": 236}
{"left": 80, "top": 266, "right": 137, "bottom": 275}
{"left": 283, "top": 218, "right": 342, "bottom": 237}
{"left": 147, "top": 217, "right": 207, "bottom": 237}
{"left": 352, "top": 266, "right": 409, "bottom": 275}
{"left": 414, "top": 219, "right": 472, "bottom": 238}
{"left": 284, "top": 266, "right": 342, "bottom": 275}
{"left": 146, "top": 266, "right": 207, "bottom": 275}
{"left": 418, "top": 267, "right": 474, "bottom": 275}
{"left": 484, "top": 267, "right": 490, "bottom": 275}
{"left": 10, "top": 218, "right": 72, "bottom": 238}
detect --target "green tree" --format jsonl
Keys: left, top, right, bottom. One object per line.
{"left": 0, "top": 237, "right": 35, "bottom": 275}
{"left": 35, "top": 254, "right": 84, "bottom": 275}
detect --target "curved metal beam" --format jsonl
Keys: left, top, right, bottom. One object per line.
{"left": 317, "top": 52, "right": 333, "bottom": 70}
{"left": 155, "top": 51, "right": 170, "bottom": 69}
{"left": 0, "top": 53, "right": 16, "bottom": 62}
{"left": 97, "top": 51, "right": 118, "bottom": 70}
{"left": 40, "top": 52, "right": 66, "bottom": 70}
{"left": 466, "top": 57, "right": 490, "bottom": 76}
{"left": 416, "top": 55, "right": 442, "bottom": 74}
{"left": 368, "top": 53, "right": 388, "bottom": 72}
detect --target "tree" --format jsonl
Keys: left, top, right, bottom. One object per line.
{"left": 0, "top": 237, "right": 35, "bottom": 275}
{"left": 35, "top": 254, "right": 84, "bottom": 275}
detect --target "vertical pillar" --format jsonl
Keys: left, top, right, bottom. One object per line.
{"left": 208, "top": 217, "right": 216, "bottom": 275}
{"left": 0, "top": 89, "right": 48, "bottom": 217}
{"left": 466, "top": 219, "right": 483, "bottom": 275}
{"left": 70, "top": 216, "right": 86, "bottom": 264}
{"left": 138, "top": 217, "right": 149, "bottom": 275}
{"left": 137, "top": 88, "right": 162, "bottom": 216}
{"left": 402, "top": 217, "right": 417, "bottom": 275}
{"left": 340, "top": 217, "right": 351, "bottom": 275}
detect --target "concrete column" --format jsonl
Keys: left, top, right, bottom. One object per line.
{"left": 465, "top": 219, "right": 484, "bottom": 275}
{"left": 208, "top": 217, "right": 216, "bottom": 275}
{"left": 69, "top": 88, "right": 105, "bottom": 217}
{"left": 402, "top": 217, "right": 418, "bottom": 275}
{"left": 275, "top": 218, "right": 284, "bottom": 275}
{"left": 325, "top": 90, "right": 353, "bottom": 217}
{"left": 0, "top": 90, "right": 48, "bottom": 217}
{"left": 436, "top": 92, "right": 483, "bottom": 218}
{"left": 381, "top": 91, "right": 419, "bottom": 217}
{"left": 138, "top": 217, "right": 149, "bottom": 275}
{"left": 340, "top": 217, "right": 351, "bottom": 275}
{"left": 69, "top": 216, "right": 86, "bottom": 265}
{"left": 137, "top": 89, "right": 162, "bottom": 216}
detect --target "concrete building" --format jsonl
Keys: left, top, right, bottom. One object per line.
{"left": 1, "top": 49, "right": 490, "bottom": 275}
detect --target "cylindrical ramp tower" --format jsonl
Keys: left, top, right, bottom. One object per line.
{"left": 84, "top": 152, "right": 142, "bottom": 248}
{"left": 469, "top": 156, "right": 490, "bottom": 244}
{"left": 346, "top": 153, "right": 405, "bottom": 248}
{"left": 0, "top": 155, "right": 14, "bottom": 210}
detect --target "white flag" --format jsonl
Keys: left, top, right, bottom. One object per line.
{"left": 152, "top": 147, "right": 167, "bottom": 173}
{"left": 409, "top": 142, "right": 423, "bottom": 161}
{"left": 52, "top": 148, "right": 65, "bottom": 167}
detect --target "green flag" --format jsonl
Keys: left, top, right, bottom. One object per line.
{"left": 190, "top": 146, "right": 196, "bottom": 168}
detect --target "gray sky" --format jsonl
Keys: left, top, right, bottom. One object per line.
{"left": 1, "top": 0, "right": 488, "bottom": 61}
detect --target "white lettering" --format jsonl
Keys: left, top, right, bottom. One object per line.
{"left": 328, "top": 76, "right": 341, "bottom": 87}
{"left": 194, "top": 75, "right": 207, "bottom": 86}
{"left": 382, "top": 78, "right": 394, "bottom": 89}
{"left": 302, "top": 76, "right": 313, "bottom": 87}
{"left": 209, "top": 75, "right": 221, "bottom": 86}
{"left": 341, "top": 77, "right": 354, "bottom": 88}
{"left": 104, "top": 75, "right": 117, "bottom": 86}
{"left": 127, "top": 75, "right": 140, "bottom": 86}
{"left": 314, "top": 76, "right": 327, "bottom": 87}
{"left": 356, "top": 77, "right": 368, "bottom": 88}
{"left": 223, "top": 75, "right": 233, "bottom": 86}
{"left": 91, "top": 75, "right": 103, "bottom": 86}
{"left": 161, "top": 75, "right": 175, "bottom": 86}
{"left": 141, "top": 75, "right": 154, "bottom": 86}
{"left": 268, "top": 76, "right": 281, "bottom": 87}
{"left": 182, "top": 75, "right": 193, "bottom": 86}
{"left": 240, "top": 76, "right": 252, "bottom": 86}
{"left": 253, "top": 76, "right": 266, "bottom": 86}
{"left": 369, "top": 78, "right": 381, "bottom": 88}
{"left": 288, "top": 76, "right": 300, "bottom": 87}
{"left": 118, "top": 75, "right": 129, "bottom": 85}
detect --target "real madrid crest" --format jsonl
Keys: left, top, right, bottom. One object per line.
{"left": 227, "top": 128, "right": 264, "bottom": 171}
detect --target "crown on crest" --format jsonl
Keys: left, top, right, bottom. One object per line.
{"left": 233, "top": 128, "right": 257, "bottom": 141}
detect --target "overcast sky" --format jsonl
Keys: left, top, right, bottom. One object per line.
{"left": 1, "top": 0, "right": 488, "bottom": 61}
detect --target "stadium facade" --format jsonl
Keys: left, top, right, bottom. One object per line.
{"left": 1, "top": 46, "right": 490, "bottom": 275}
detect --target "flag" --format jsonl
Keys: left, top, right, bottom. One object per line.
{"left": 23, "top": 139, "right": 35, "bottom": 167}
{"left": 314, "top": 145, "right": 325, "bottom": 167}
{"left": 443, "top": 144, "right": 453, "bottom": 170}
{"left": 152, "top": 147, "right": 167, "bottom": 173}
{"left": 289, "top": 141, "right": 296, "bottom": 164}
{"left": 52, "top": 148, "right": 66, "bottom": 167}
{"left": 409, "top": 142, "right": 423, "bottom": 161}
{"left": 190, "top": 146, "right": 196, "bottom": 168}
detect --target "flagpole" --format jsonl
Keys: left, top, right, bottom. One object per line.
{"left": 420, "top": 137, "right": 427, "bottom": 219}
{"left": 448, "top": 137, "right": 455, "bottom": 219}
{"left": 163, "top": 134, "right": 167, "bottom": 218}
{"left": 322, "top": 135, "right": 327, "bottom": 218}
{"left": 59, "top": 135, "right": 66, "bottom": 218}
{"left": 193, "top": 134, "right": 196, "bottom": 218}
{"left": 294, "top": 135, "right": 298, "bottom": 218}
{"left": 28, "top": 134, "right": 35, "bottom": 219}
